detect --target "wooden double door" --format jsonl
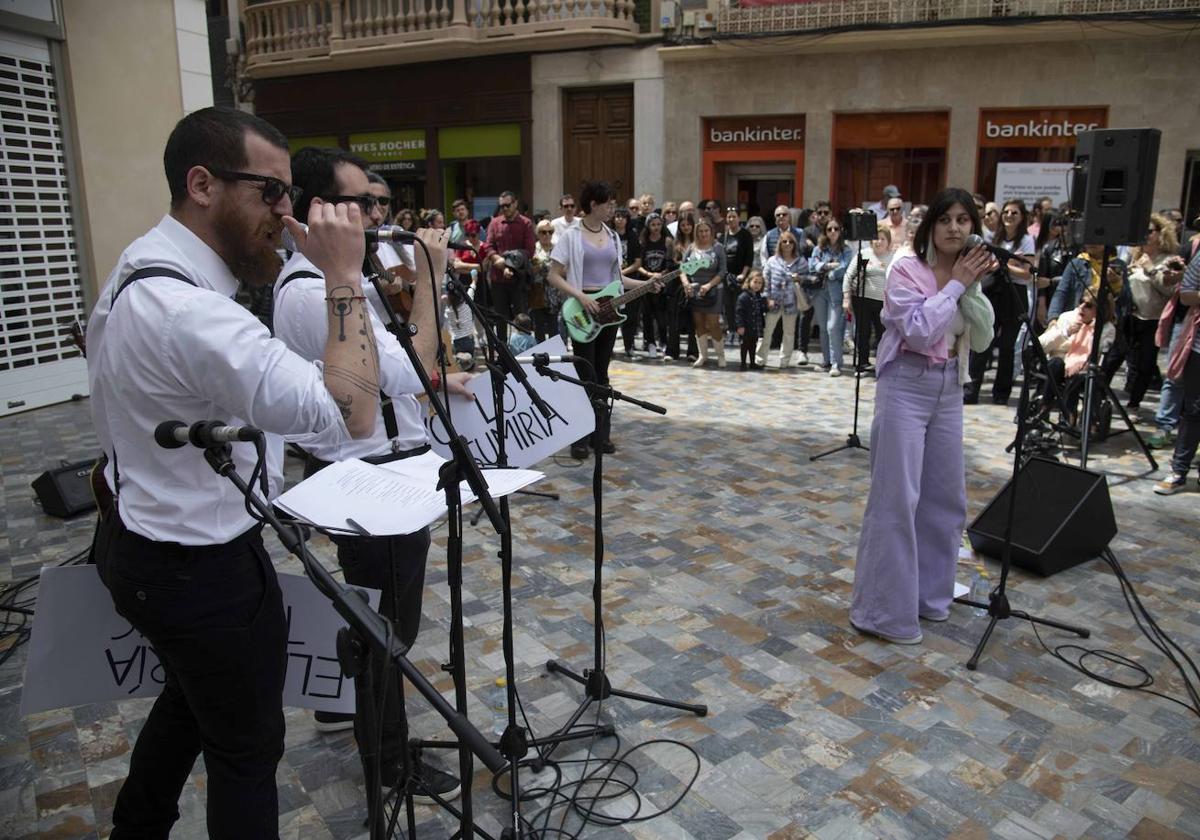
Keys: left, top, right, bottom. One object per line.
{"left": 562, "top": 86, "right": 634, "bottom": 202}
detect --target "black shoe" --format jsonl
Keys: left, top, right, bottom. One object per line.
{"left": 740, "top": 362, "right": 748, "bottom": 371}
{"left": 749, "top": 362, "right": 761, "bottom": 370}
{"left": 385, "top": 759, "right": 461, "bottom": 805}
{"left": 313, "top": 710, "right": 355, "bottom": 733}
{"left": 600, "top": 440, "right": 616, "bottom": 454}
{"left": 570, "top": 443, "right": 590, "bottom": 460}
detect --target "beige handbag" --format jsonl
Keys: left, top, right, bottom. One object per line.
{"left": 794, "top": 281, "right": 812, "bottom": 313}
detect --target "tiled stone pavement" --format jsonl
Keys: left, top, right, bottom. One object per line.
{"left": 2, "top": 348, "right": 1199, "bottom": 839}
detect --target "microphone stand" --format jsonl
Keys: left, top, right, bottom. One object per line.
{"left": 185, "top": 439, "right": 505, "bottom": 840}
{"left": 530, "top": 360, "right": 708, "bottom": 763}
{"left": 441, "top": 274, "right": 561, "bottom": 528}
{"left": 952, "top": 270, "right": 1092, "bottom": 671}
{"left": 812, "top": 239, "right": 869, "bottom": 461}
{"left": 1077, "top": 246, "right": 1157, "bottom": 472}
{"left": 1006, "top": 262, "right": 1073, "bottom": 458}
{"left": 365, "top": 255, "right": 507, "bottom": 839}
{"left": 414, "top": 273, "right": 564, "bottom": 840}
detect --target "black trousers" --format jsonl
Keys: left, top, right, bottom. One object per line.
{"left": 572, "top": 325, "right": 618, "bottom": 445}
{"left": 94, "top": 513, "right": 285, "bottom": 840}
{"left": 302, "top": 451, "right": 431, "bottom": 773}
{"left": 530, "top": 307, "right": 556, "bottom": 343}
{"left": 666, "top": 304, "right": 698, "bottom": 358}
{"left": 1171, "top": 350, "right": 1200, "bottom": 477}
{"left": 489, "top": 282, "right": 523, "bottom": 341}
{"left": 331, "top": 528, "right": 430, "bottom": 771}
{"left": 641, "top": 294, "right": 668, "bottom": 348}
{"left": 620, "top": 297, "right": 643, "bottom": 355}
{"left": 1125, "top": 316, "right": 1161, "bottom": 407}
{"left": 798, "top": 306, "right": 816, "bottom": 352}
{"left": 967, "top": 309, "right": 1020, "bottom": 403}
{"left": 850, "top": 296, "right": 884, "bottom": 369}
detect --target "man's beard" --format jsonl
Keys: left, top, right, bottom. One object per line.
{"left": 213, "top": 199, "right": 282, "bottom": 287}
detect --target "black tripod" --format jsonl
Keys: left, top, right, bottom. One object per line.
{"left": 954, "top": 269, "right": 1091, "bottom": 671}
{"left": 812, "top": 238, "right": 870, "bottom": 461}
{"left": 184, "top": 438, "right": 505, "bottom": 840}
{"left": 531, "top": 359, "right": 708, "bottom": 760}
{"left": 1077, "top": 247, "right": 1157, "bottom": 472}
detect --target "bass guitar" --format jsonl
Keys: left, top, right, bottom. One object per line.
{"left": 562, "top": 256, "right": 708, "bottom": 344}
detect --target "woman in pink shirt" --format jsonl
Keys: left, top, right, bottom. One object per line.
{"left": 850, "top": 188, "right": 996, "bottom": 645}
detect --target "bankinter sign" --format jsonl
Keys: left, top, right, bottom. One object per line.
{"left": 978, "top": 107, "right": 1108, "bottom": 148}
{"left": 703, "top": 115, "right": 806, "bottom": 150}
{"left": 984, "top": 119, "right": 1099, "bottom": 139}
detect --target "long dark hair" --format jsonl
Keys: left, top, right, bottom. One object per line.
{"left": 997, "top": 199, "right": 1030, "bottom": 249}
{"left": 1034, "top": 211, "right": 1064, "bottom": 253}
{"left": 912, "top": 187, "right": 982, "bottom": 264}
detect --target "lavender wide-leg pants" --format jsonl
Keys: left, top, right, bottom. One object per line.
{"left": 850, "top": 352, "right": 966, "bottom": 640}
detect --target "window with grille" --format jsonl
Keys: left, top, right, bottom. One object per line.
{"left": 0, "top": 35, "right": 87, "bottom": 415}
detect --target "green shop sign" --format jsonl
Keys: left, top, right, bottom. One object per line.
{"left": 349, "top": 129, "right": 427, "bottom": 176}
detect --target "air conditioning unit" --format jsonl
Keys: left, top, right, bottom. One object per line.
{"left": 660, "top": 0, "right": 677, "bottom": 28}
{"left": 682, "top": 9, "right": 696, "bottom": 26}
{"left": 695, "top": 10, "right": 715, "bottom": 28}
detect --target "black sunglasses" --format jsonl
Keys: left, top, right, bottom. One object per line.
{"left": 498, "top": 201, "right": 514, "bottom": 210}
{"left": 208, "top": 168, "right": 301, "bottom": 206}
{"left": 327, "top": 194, "right": 386, "bottom": 213}
{"left": 561, "top": 203, "right": 575, "bottom": 209}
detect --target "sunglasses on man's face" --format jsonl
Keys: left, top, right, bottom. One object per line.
{"left": 328, "top": 194, "right": 386, "bottom": 213}
{"left": 562, "top": 203, "right": 575, "bottom": 209}
{"left": 498, "top": 202, "right": 514, "bottom": 210}
{"left": 208, "top": 168, "right": 302, "bottom": 206}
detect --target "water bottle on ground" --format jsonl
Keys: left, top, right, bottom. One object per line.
{"left": 491, "top": 677, "right": 508, "bottom": 737}
{"left": 970, "top": 565, "right": 990, "bottom": 617}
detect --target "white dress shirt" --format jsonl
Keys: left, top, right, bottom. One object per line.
{"left": 87, "top": 215, "right": 350, "bottom": 544}
{"left": 274, "top": 251, "right": 427, "bottom": 462}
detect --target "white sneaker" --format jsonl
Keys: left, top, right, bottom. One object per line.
{"left": 647, "top": 344, "right": 659, "bottom": 359}
{"left": 796, "top": 352, "right": 810, "bottom": 366}
{"left": 829, "top": 365, "right": 841, "bottom": 377}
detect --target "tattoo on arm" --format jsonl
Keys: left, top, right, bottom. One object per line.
{"left": 327, "top": 286, "right": 356, "bottom": 341}
{"left": 334, "top": 393, "right": 352, "bottom": 423}
{"left": 324, "top": 364, "right": 378, "bottom": 395}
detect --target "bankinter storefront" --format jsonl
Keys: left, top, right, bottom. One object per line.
{"left": 976, "top": 107, "right": 1108, "bottom": 201}
{"left": 701, "top": 115, "right": 806, "bottom": 220}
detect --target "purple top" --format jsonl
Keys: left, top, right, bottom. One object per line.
{"left": 875, "top": 254, "right": 967, "bottom": 375}
{"left": 581, "top": 237, "right": 618, "bottom": 291}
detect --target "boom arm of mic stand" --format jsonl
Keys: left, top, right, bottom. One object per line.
{"left": 201, "top": 448, "right": 506, "bottom": 774}
{"left": 530, "top": 362, "right": 667, "bottom": 415}
{"left": 444, "top": 275, "right": 555, "bottom": 420}
{"left": 365, "top": 270, "right": 507, "bottom": 536}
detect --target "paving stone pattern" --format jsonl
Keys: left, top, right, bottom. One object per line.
{"left": 2, "top": 351, "right": 1198, "bottom": 839}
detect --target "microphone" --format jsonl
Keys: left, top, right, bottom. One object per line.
{"left": 282, "top": 223, "right": 474, "bottom": 254}
{"left": 964, "top": 234, "right": 1034, "bottom": 265}
{"left": 514, "top": 353, "right": 581, "bottom": 365}
{"left": 155, "top": 420, "right": 263, "bottom": 449}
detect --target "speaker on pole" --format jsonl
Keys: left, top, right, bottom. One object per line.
{"left": 32, "top": 459, "right": 99, "bottom": 518}
{"left": 967, "top": 457, "right": 1116, "bottom": 577}
{"left": 1071, "top": 128, "right": 1161, "bottom": 247}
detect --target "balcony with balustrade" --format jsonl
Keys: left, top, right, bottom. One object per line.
{"left": 242, "top": 0, "right": 648, "bottom": 77}
{"left": 659, "top": 0, "right": 1200, "bottom": 55}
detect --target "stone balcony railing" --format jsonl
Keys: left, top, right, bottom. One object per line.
{"left": 242, "top": 0, "right": 642, "bottom": 76}
{"left": 715, "top": 0, "right": 1200, "bottom": 38}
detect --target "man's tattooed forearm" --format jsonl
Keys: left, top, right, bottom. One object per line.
{"left": 325, "top": 364, "right": 378, "bottom": 395}
{"left": 334, "top": 393, "right": 353, "bottom": 422}
{"left": 326, "top": 285, "right": 364, "bottom": 342}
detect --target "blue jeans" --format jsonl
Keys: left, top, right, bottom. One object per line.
{"left": 1155, "top": 320, "right": 1185, "bottom": 432}
{"left": 812, "top": 279, "right": 845, "bottom": 368}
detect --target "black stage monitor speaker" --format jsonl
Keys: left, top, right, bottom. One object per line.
{"left": 967, "top": 457, "right": 1116, "bottom": 577}
{"left": 844, "top": 208, "right": 878, "bottom": 242}
{"left": 32, "top": 458, "right": 98, "bottom": 518}
{"left": 1072, "top": 128, "right": 1160, "bottom": 247}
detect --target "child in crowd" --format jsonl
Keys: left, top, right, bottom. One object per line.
{"left": 736, "top": 271, "right": 767, "bottom": 370}
{"left": 443, "top": 279, "right": 476, "bottom": 362}
{"left": 508, "top": 312, "right": 537, "bottom": 354}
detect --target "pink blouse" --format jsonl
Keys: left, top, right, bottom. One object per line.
{"left": 875, "top": 255, "right": 967, "bottom": 373}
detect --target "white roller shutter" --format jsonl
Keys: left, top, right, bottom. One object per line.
{"left": 0, "top": 28, "right": 87, "bottom": 416}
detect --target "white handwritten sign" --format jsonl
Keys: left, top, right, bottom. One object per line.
{"left": 425, "top": 336, "right": 595, "bottom": 468}
{"left": 20, "top": 566, "right": 379, "bottom": 717}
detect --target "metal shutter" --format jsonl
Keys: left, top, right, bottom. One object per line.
{"left": 0, "top": 30, "right": 87, "bottom": 416}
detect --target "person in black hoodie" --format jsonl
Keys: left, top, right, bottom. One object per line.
{"left": 736, "top": 270, "right": 767, "bottom": 369}
{"left": 721, "top": 207, "right": 754, "bottom": 347}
